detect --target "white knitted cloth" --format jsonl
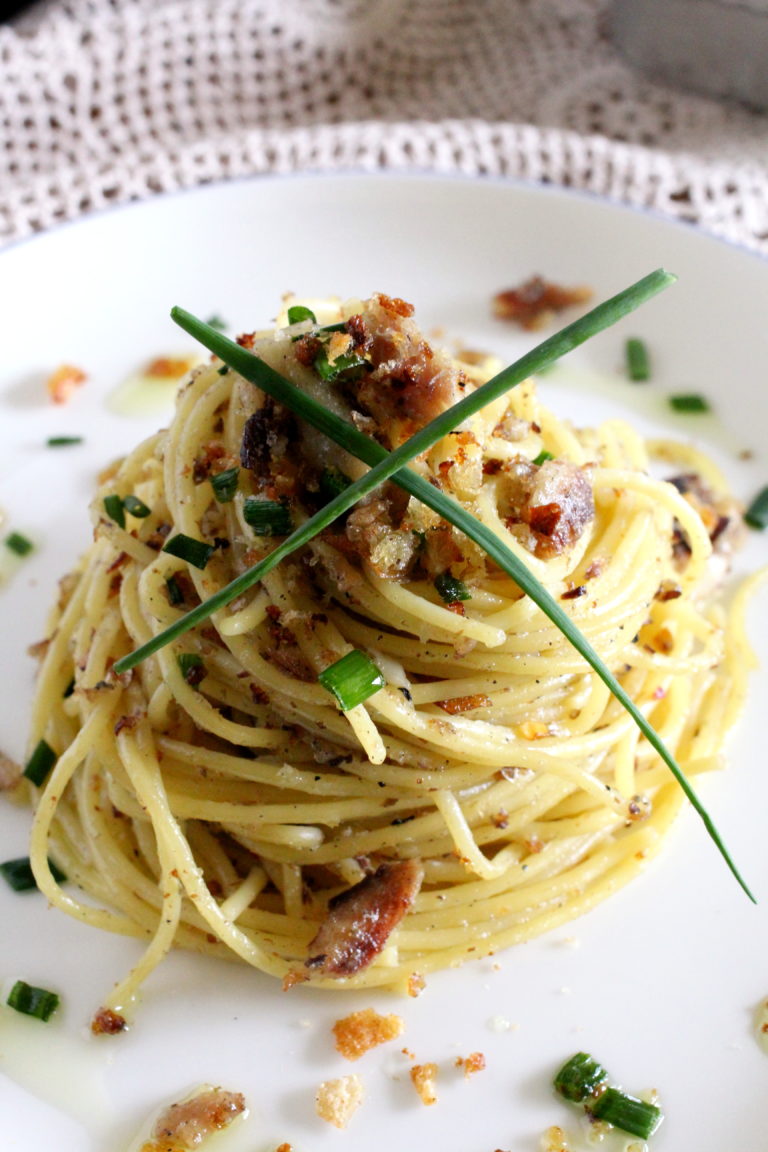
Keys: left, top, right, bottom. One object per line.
{"left": 2, "top": 0, "right": 767, "bottom": 251}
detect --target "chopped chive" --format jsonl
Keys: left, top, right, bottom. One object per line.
{"left": 23, "top": 739, "right": 56, "bottom": 787}
{"left": 217, "top": 365, "right": 229, "bottom": 376}
{"left": 204, "top": 314, "right": 228, "bottom": 331}
{"left": 554, "top": 1053, "right": 609, "bottom": 1102}
{"left": 744, "top": 485, "right": 768, "bottom": 530}
{"left": 0, "top": 856, "right": 66, "bottom": 893}
{"left": 162, "top": 534, "right": 214, "bottom": 570}
{"left": 122, "top": 495, "right": 151, "bottom": 519}
{"left": 46, "top": 435, "right": 83, "bottom": 447}
{"left": 532, "top": 450, "right": 555, "bottom": 466}
{"left": 7, "top": 980, "right": 60, "bottom": 1022}
{"left": 625, "top": 337, "right": 651, "bottom": 381}
{"left": 669, "top": 393, "right": 710, "bottom": 413}
{"left": 103, "top": 494, "right": 126, "bottom": 529}
{"left": 287, "top": 305, "right": 317, "bottom": 326}
{"left": 318, "top": 650, "right": 385, "bottom": 710}
{"left": 434, "top": 572, "right": 472, "bottom": 603}
{"left": 314, "top": 349, "right": 366, "bottom": 382}
{"left": 243, "top": 497, "right": 293, "bottom": 536}
{"left": 319, "top": 467, "right": 352, "bottom": 503}
{"left": 5, "top": 531, "right": 34, "bottom": 556}
{"left": 210, "top": 467, "right": 240, "bottom": 503}
{"left": 590, "top": 1087, "right": 663, "bottom": 1139}
{"left": 177, "top": 652, "right": 206, "bottom": 685}
{"left": 166, "top": 574, "right": 185, "bottom": 606}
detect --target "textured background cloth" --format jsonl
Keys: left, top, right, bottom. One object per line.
{"left": 2, "top": 0, "right": 767, "bottom": 251}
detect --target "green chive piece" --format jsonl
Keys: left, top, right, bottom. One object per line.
{"left": 103, "top": 493, "right": 126, "bottom": 529}
{"left": 46, "top": 436, "right": 84, "bottom": 447}
{"left": 210, "top": 467, "right": 240, "bottom": 503}
{"left": 533, "top": 450, "right": 555, "bottom": 466}
{"left": 123, "top": 495, "right": 151, "bottom": 519}
{"left": 319, "top": 650, "right": 385, "bottom": 710}
{"left": 319, "top": 467, "right": 352, "bottom": 503}
{"left": 162, "top": 534, "right": 214, "bottom": 570}
{"left": 7, "top": 980, "right": 60, "bottom": 1022}
{"left": 23, "top": 739, "right": 57, "bottom": 787}
{"left": 0, "top": 856, "right": 66, "bottom": 893}
{"left": 590, "top": 1087, "right": 663, "bottom": 1139}
{"left": 5, "top": 531, "right": 34, "bottom": 556}
{"left": 177, "top": 652, "right": 205, "bottom": 685}
{"left": 314, "top": 349, "right": 366, "bottom": 382}
{"left": 669, "top": 393, "right": 710, "bottom": 413}
{"left": 625, "top": 337, "right": 651, "bottom": 381}
{"left": 166, "top": 574, "right": 185, "bottom": 606}
{"left": 554, "top": 1053, "right": 609, "bottom": 1103}
{"left": 434, "top": 572, "right": 472, "bottom": 603}
{"left": 243, "top": 498, "right": 293, "bottom": 536}
{"left": 287, "top": 305, "right": 317, "bottom": 326}
{"left": 205, "top": 314, "right": 228, "bottom": 331}
{"left": 744, "top": 485, "right": 768, "bottom": 530}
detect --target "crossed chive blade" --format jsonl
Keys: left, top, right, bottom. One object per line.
{"left": 107, "top": 272, "right": 753, "bottom": 900}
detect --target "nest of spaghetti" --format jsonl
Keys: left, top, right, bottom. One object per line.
{"left": 26, "top": 292, "right": 747, "bottom": 1014}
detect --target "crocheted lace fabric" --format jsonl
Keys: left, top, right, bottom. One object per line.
{"left": 2, "top": 0, "right": 767, "bottom": 251}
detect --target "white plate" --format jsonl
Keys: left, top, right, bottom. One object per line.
{"left": 1, "top": 174, "right": 767, "bottom": 1152}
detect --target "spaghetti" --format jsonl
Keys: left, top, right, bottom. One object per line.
{"left": 24, "top": 293, "right": 752, "bottom": 1017}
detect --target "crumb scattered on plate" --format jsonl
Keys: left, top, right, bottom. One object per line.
{"left": 332, "top": 1007, "right": 405, "bottom": 1061}
{"left": 315, "top": 1075, "right": 364, "bottom": 1129}
{"left": 410, "top": 1062, "right": 438, "bottom": 1106}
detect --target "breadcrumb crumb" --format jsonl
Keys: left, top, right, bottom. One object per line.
{"left": 410, "top": 1062, "right": 438, "bottom": 1105}
{"left": 315, "top": 1075, "right": 364, "bottom": 1129}
{"left": 332, "top": 1007, "right": 404, "bottom": 1061}
{"left": 454, "top": 1052, "right": 486, "bottom": 1078}
{"left": 46, "top": 363, "right": 86, "bottom": 404}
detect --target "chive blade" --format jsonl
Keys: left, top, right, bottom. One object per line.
{"left": 434, "top": 572, "right": 472, "bottom": 603}
{"left": 0, "top": 856, "right": 66, "bottom": 892}
{"left": 590, "top": 1087, "right": 663, "bottom": 1139}
{"left": 166, "top": 574, "right": 185, "bottom": 605}
{"left": 669, "top": 392, "right": 710, "bottom": 413}
{"left": 7, "top": 980, "right": 60, "bottom": 1022}
{"left": 287, "top": 305, "right": 317, "bottom": 325}
{"left": 243, "top": 498, "right": 293, "bottom": 535}
{"left": 123, "top": 494, "right": 151, "bottom": 519}
{"left": 162, "top": 534, "right": 214, "bottom": 570}
{"left": 103, "top": 493, "right": 126, "bottom": 529}
{"left": 319, "top": 650, "right": 385, "bottom": 710}
{"left": 744, "top": 485, "right": 768, "bottom": 530}
{"left": 210, "top": 467, "right": 240, "bottom": 503}
{"left": 625, "top": 336, "right": 651, "bottom": 381}
{"left": 23, "top": 739, "right": 57, "bottom": 787}
{"left": 5, "top": 531, "right": 34, "bottom": 556}
{"left": 532, "top": 450, "right": 555, "bottom": 466}
{"left": 553, "top": 1052, "right": 609, "bottom": 1102}
{"left": 46, "top": 435, "right": 84, "bottom": 447}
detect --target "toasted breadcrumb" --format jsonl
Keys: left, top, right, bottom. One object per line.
{"left": 410, "top": 1062, "right": 438, "bottom": 1105}
{"left": 407, "top": 972, "right": 426, "bottom": 997}
{"left": 455, "top": 1052, "right": 486, "bottom": 1078}
{"left": 332, "top": 1007, "right": 405, "bottom": 1061}
{"left": 144, "top": 356, "right": 195, "bottom": 379}
{"left": 0, "top": 750, "right": 21, "bottom": 791}
{"left": 315, "top": 1075, "right": 364, "bottom": 1129}
{"left": 46, "top": 363, "right": 86, "bottom": 404}
{"left": 541, "top": 1125, "right": 571, "bottom": 1151}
